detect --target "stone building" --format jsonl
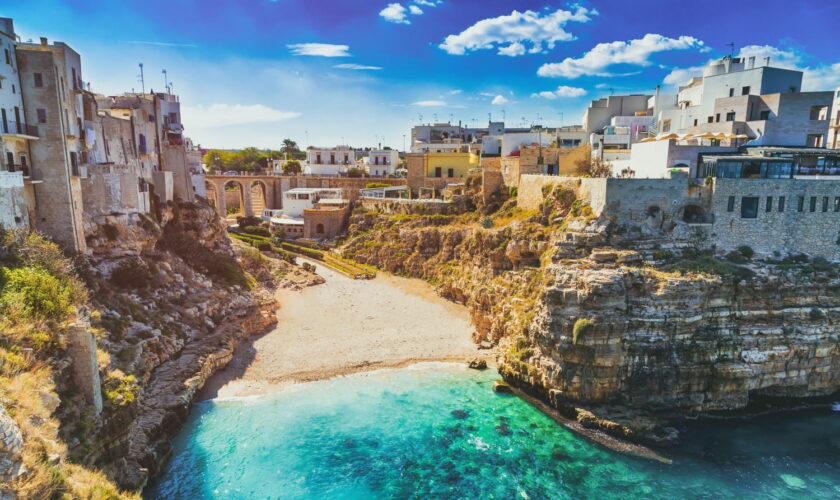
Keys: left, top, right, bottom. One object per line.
{"left": 517, "top": 173, "right": 840, "bottom": 260}
{"left": 499, "top": 145, "right": 587, "bottom": 187}
{"left": 16, "top": 37, "right": 88, "bottom": 253}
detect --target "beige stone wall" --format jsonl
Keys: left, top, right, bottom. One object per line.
{"left": 81, "top": 165, "right": 144, "bottom": 217}
{"left": 17, "top": 48, "right": 86, "bottom": 253}
{"left": 517, "top": 175, "right": 610, "bottom": 212}
{"left": 303, "top": 205, "right": 350, "bottom": 239}
{"left": 0, "top": 171, "right": 29, "bottom": 229}
{"left": 711, "top": 178, "right": 840, "bottom": 259}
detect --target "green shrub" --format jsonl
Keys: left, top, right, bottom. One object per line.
{"left": 242, "top": 225, "right": 270, "bottom": 237}
{"left": 103, "top": 370, "right": 140, "bottom": 407}
{"left": 663, "top": 256, "right": 755, "bottom": 282}
{"left": 159, "top": 233, "right": 247, "bottom": 287}
{"left": 725, "top": 251, "right": 749, "bottom": 264}
{"left": 256, "top": 241, "right": 271, "bottom": 251}
{"left": 737, "top": 245, "right": 754, "bottom": 259}
{"left": 572, "top": 318, "right": 594, "bottom": 345}
{"left": 480, "top": 217, "right": 494, "bottom": 229}
{"left": 365, "top": 182, "right": 391, "bottom": 189}
{"left": 509, "top": 186, "right": 518, "bottom": 197}
{"left": 0, "top": 266, "right": 74, "bottom": 321}
{"left": 653, "top": 251, "right": 673, "bottom": 261}
{"left": 280, "top": 242, "right": 324, "bottom": 260}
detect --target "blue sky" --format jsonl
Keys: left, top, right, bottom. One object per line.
{"left": 4, "top": 0, "right": 839, "bottom": 149}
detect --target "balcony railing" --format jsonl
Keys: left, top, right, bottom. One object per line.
{"left": 1, "top": 122, "right": 39, "bottom": 138}
{"left": 4, "top": 164, "right": 31, "bottom": 177}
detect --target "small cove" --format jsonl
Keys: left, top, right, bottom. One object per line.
{"left": 146, "top": 362, "right": 840, "bottom": 499}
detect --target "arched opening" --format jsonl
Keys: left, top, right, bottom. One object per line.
{"left": 315, "top": 223, "right": 325, "bottom": 235}
{"left": 682, "top": 204, "right": 712, "bottom": 224}
{"left": 223, "top": 180, "right": 244, "bottom": 220}
{"left": 673, "top": 163, "right": 689, "bottom": 170}
{"left": 250, "top": 181, "right": 267, "bottom": 215}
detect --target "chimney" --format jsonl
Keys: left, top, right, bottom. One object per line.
{"left": 764, "top": 57, "right": 771, "bottom": 67}
{"left": 39, "top": 37, "right": 48, "bottom": 47}
{"left": 748, "top": 56, "right": 755, "bottom": 69}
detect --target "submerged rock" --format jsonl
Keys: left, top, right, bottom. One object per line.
{"left": 467, "top": 359, "right": 487, "bottom": 370}
{"left": 493, "top": 381, "right": 512, "bottom": 393}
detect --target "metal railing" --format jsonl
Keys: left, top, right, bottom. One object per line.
{"left": 2, "top": 122, "right": 39, "bottom": 137}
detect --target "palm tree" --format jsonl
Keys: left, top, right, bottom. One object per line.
{"left": 281, "top": 138, "right": 299, "bottom": 154}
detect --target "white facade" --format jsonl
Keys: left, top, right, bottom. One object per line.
{"left": 305, "top": 146, "right": 355, "bottom": 175}
{"left": 0, "top": 18, "right": 35, "bottom": 176}
{"left": 629, "top": 140, "right": 736, "bottom": 178}
{"left": 829, "top": 88, "right": 840, "bottom": 149}
{"left": 0, "top": 170, "right": 28, "bottom": 228}
{"left": 281, "top": 188, "right": 344, "bottom": 218}
{"left": 411, "top": 142, "right": 466, "bottom": 153}
{"left": 581, "top": 95, "right": 651, "bottom": 133}
{"left": 366, "top": 149, "right": 399, "bottom": 176}
{"left": 591, "top": 115, "right": 656, "bottom": 169}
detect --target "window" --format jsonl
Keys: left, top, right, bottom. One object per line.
{"left": 822, "top": 196, "right": 829, "bottom": 212}
{"left": 36, "top": 109, "right": 46, "bottom": 123}
{"left": 434, "top": 167, "right": 442, "bottom": 177}
{"left": 741, "top": 86, "right": 750, "bottom": 95}
{"left": 726, "top": 112, "right": 736, "bottom": 121}
{"left": 797, "top": 196, "right": 805, "bottom": 212}
{"left": 834, "top": 197, "right": 840, "bottom": 212}
{"left": 741, "top": 197, "right": 759, "bottom": 218}
{"left": 315, "top": 223, "right": 324, "bottom": 235}
{"left": 662, "top": 119, "right": 671, "bottom": 132}
{"left": 809, "top": 196, "right": 817, "bottom": 212}
{"left": 448, "top": 168, "right": 454, "bottom": 178}
{"left": 806, "top": 134, "right": 823, "bottom": 147}
{"left": 727, "top": 196, "right": 735, "bottom": 212}
{"left": 4, "top": 48, "right": 9, "bottom": 65}
{"left": 759, "top": 110, "right": 771, "bottom": 120}
{"left": 33, "top": 73, "right": 43, "bottom": 88}
{"left": 715, "top": 113, "right": 720, "bottom": 123}
{"left": 766, "top": 196, "right": 773, "bottom": 212}
{"left": 707, "top": 116, "right": 714, "bottom": 123}
{"left": 778, "top": 196, "right": 785, "bottom": 212}
{"left": 789, "top": 86, "right": 797, "bottom": 93}
{"left": 810, "top": 105, "right": 828, "bottom": 120}
{"left": 693, "top": 119, "right": 698, "bottom": 126}
{"left": 729, "top": 88, "right": 734, "bottom": 97}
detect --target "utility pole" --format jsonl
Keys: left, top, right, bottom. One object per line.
{"left": 725, "top": 42, "right": 735, "bottom": 57}
{"left": 162, "top": 69, "right": 169, "bottom": 93}
{"left": 138, "top": 63, "right": 145, "bottom": 93}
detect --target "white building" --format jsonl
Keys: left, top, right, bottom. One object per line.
{"left": 582, "top": 95, "right": 651, "bottom": 134}
{"left": 366, "top": 149, "right": 399, "bottom": 176}
{"left": 0, "top": 18, "right": 36, "bottom": 178}
{"left": 305, "top": 146, "right": 355, "bottom": 175}
{"left": 281, "top": 187, "right": 345, "bottom": 218}
{"left": 829, "top": 88, "right": 840, "bottom": 149}
{"left": 591, "top": 115, "right": 656, "bottom": 170}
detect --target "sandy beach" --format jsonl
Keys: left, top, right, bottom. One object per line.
{"left": 200, "top": 262, "right": 490, "bottom": 400}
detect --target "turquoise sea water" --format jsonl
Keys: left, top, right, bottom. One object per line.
{"left": 146, "top": 363, "right": 840, "bottom": 499}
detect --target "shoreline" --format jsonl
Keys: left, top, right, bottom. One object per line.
{"left": 199, "top": 261, "right": 491, "bottom": 401}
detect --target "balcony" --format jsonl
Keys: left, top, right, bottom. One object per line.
{"left": 164, "top": 122, "right": 184, "bottom": 133}
{"left": 4, "top": 164, "right": 31, "bottom": 177}
{"left": 1, "top": 122, "right": 39, "bottom": 140}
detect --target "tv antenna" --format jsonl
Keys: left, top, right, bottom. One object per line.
{"left": 725, "top": 42, "right": 735, "bottom": 57}
{"left": 138, "top": 63, "right": 145, "bottom": 93}
{"left": 502, "top": 109, "right": 506, "bottom": 121}
{"left": 162, "top": 69, "right": 170, "bottom": 93}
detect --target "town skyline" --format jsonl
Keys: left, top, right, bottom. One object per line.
{"left": 4, "top": 0, "right": 839, "bottom": 149}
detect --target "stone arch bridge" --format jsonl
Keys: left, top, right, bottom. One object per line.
{"left": 203, "top": 175, "right": 405, "bottom": 217}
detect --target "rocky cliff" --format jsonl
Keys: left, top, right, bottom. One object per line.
{"left": 0, "top": 200, "right": 317, "bottom": 497}
{"left": 341, "top": 189, "right": 840, "bottom": 444}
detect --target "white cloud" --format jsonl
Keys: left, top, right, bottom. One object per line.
{"left": 181, "top": 104, "right": 300, "bottom": 128}
{"left": 409, "top": 5, "right": 423, "bottom": 15}
{"left": 498, "top": 42, "right": 525, "bottom": 57}
{"left": 439, "top": 6, "right": 595, "bottom": 56}
{"left": 448, "top": 89, "right": 463, "bottom": 94}
{"left": 412, "top": 100, "right": 447, "bottom": 106}
{"left": 531, "top": 85, "right": 586, "bottom": 99}
{"left": 334, "top": 63, "right": 383, "bottom": 70}
{"left": 287, "top": 43, "right": 350, "bottom": 57}
{"left": 537, "top": 34, "right": 706, "bottom": 78}
{"left": 380, "top": 3, "right": 410, "bottom": 23}
{"left": 662, "top": 45, "right": 840, "bottom": 91}
{"left": 491, "top": 95, "right": 508, "bottom": 105}
{"left": 414, "top": 0, "right": 441, "bottom": 6}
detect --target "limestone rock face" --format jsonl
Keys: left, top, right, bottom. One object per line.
{"left": 341, "top": 211, "right": 840, "bottom": 443}
{"left": 0, "top": 406, "right": 24, "bottom": 485}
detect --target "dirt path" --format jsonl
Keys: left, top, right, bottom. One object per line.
{"left": 200, "top": 262, "right": 490, "bottom": 400}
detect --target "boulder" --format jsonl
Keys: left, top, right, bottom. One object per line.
{"left": 468, "top": 359, "right": 487, "bottom": 370}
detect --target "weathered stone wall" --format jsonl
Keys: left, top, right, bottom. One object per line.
{"left": 66, "top": 319, "right": 104, "bottom": 413}
{"left": 711, "top": 178, "right": 840, "bottom": 259}
{"left": 81, "top": 165, "right": 145, "bottom": 218}
{"left": 0, "top": 171, "right": 29, "bottom": 229}
{"left": 517, "top": 175, "right": 608, "bottom": 212}
{"left": 303, "top": 205, "right": 350, "bottom": 239}
{"left": 360, "top": 198, "right": 457, "bottom": 215}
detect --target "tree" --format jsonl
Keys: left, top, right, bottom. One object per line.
{"left": 282, "top": 159, "right": 302, "bottom": 174}
{"left": 203, "top": 149, "right": 230, "bottom": 173}
{"left": 281, "top": 139, "right": 299, "bottom": 154}
{"left": 573, "top": 145, "right": 612, "bottom": 178}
